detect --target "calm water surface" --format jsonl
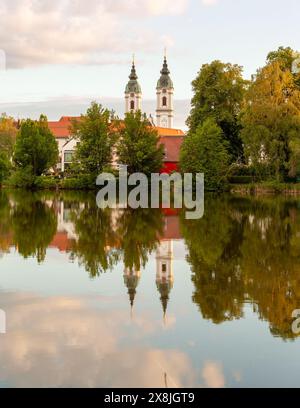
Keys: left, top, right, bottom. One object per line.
{"left": 0, "top": 190, "right": 299, "bottom": 388}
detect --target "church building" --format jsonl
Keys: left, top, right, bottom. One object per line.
{"left": 48, "top": 56, "right": 185, "bottom": 173}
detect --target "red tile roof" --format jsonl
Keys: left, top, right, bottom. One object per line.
{"left": 156, "top": 127, "right": 185, "bottom": 137}
{"left": 48, "top": 116, "right": 80, "bottom": 139}
{"left": 48, "top": 116, "right": 185, "bottom": 163}
{"left": 48, "top": 116, "right": 185, "bottom": 139}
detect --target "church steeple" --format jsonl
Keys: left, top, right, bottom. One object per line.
{"left": 156, "top": 53, "right": 174, "bottom": 128}
{"left": 129, "top": 58, "right": 138, "bottom": 81}
{"left": 125, "top": 56, "right": 142, "bottom": 114}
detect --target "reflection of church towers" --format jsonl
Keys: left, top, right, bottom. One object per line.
{"left": 156, "top": 240, "right": 174, "bottom": 320}
{"left": 124, "top": 267, "right": 141, "bottom": 313}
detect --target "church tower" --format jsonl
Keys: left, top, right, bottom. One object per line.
{"left": 156, "top": 54, "right": 174, "bottom": 128}
{"left": 125, "top": 58, "right": 142, "bottom": 114}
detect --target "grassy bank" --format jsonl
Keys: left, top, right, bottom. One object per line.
{"left": 230, "top": 182, "right": 300, "bottom": 195}
{"left": 3, "top": 175, "right": 98, "bottom": 191}
{"left": 3, "top": 174, "right": 300, "bottom": 195}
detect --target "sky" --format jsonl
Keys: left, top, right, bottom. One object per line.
{"left": 0, "top": 0, "right": 300, "bottom": 128}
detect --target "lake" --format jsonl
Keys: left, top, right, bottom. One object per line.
{"left": 0, "top": 190, "right": 299, "bottom": 388}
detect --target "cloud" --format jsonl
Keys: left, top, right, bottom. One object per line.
{"left": 0, "top": 291, "right": 196, "bottom": 387}
{"left": 144, "top": 0, "right": 188, "bottom": 15}
{"left": 201, "top": 0, "right": 218, "bottom": 6}
{"left": 202, "top": 361, "right": 225, "bottom": 388}
{"left": 0, "top": 0, "right": 187, "bottom": 68}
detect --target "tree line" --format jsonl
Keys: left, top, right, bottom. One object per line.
{"left": 181, "top": 46, "right": 300, "bottom": 189}
{"left": 0, "top": 108, "right": 164, "bottom": 188}
{"left": 0, "top": 46, "right": 300, "bottom": 190}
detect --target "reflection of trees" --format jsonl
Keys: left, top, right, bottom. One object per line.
{"left": 71, "top": 206, "right": 164, "bottom": 278}
{"left": 239, "top": 198, "right": 300, "bottom": 340}
{"left": 181, "top": 196, "right": 245, "bottom": 323}
{"left": 182, "top": 195, "right": 300, "bottom": 339}
{"left": 0, "top": 191, "right": 12, "bottom": 254}
{"left": 70, "top": 201, "right": 120, "bottom": 278}
{"left": 11, "top": 191, "right": 57, "bottom": 263}
{"left": 117, "top": 209, "right": 164, "bottom": 271}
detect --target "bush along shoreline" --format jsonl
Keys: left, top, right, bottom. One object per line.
{"left": 3, "top": 174, "right": 98, "bottom": 191}
{"left": 2, "top": 173, "right": 300, "bottom": 195}
{"left": 230, "top": 182, "right": 300, "bottom": 195}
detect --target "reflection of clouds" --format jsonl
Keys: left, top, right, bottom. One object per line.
{"left": 0, "top": 292, "right": 196, "bottom": 388}
{"left": 202, "top": 361, "right": 225, "bottom": 388}
{"left": 232, "top": 370, "right": 242, "bottom": 383}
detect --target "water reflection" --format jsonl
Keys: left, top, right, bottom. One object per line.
{"left": 181, "top": 195, "right": 300, "bottom": 340}
{"left": 0, "top": 190, "right": 300, "bottom": 341}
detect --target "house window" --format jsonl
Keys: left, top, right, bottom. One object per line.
{"left": 162, "top": 264, "right": 167, "bottom": 273}
{"left": 64, "top": 150, "right": 74, "bottom": 163}
{"left": 130, "top": 100, "right": 135, "bottom": 110}
{"left": 162, "top": 96, "right": 167, "bottom": 106}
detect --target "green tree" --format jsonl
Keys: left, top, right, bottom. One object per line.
{"left": 72, "top": 102, "right": 116, "bottom": 177}
{"left": 14, "top": 115, "right": 58, "bottom": 177}
{"left": 0, "top": 114, "right": 17, "bottom": 158}
{"left": 187, "top": 60, "right": 247, "bottom": 161}
{"left": 0, "top": 152, "right": 10, "bottom": 186}
{"left": 240, "top": 61, "right": 300, "bottom": 181}
{"left": 180, "top": 118, "right": 230, "bottom": 190}
{"left": 117, "top": 111, "right": 164, "bottom": 175}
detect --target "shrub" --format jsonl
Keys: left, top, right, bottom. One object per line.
{"left": 60, "top": 174, "right": 96, "bottom": 190}
{"left": 180, "top": 118, "right": 230, "bottom": 191}
{"left": 0, "top": 152, "right": 11, "bottom": 186}
{"left": 228, "top": 176, "right": 254, "bottom": 184}
{"left": 34, "top": 176, "right": 58, "bottom": 190}
{"left": 8, "top": 167, "right": 36, "bottom": 188}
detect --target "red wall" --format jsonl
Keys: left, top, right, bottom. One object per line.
{"left": 160, "top": 162, "right": 179, "bottom": 174}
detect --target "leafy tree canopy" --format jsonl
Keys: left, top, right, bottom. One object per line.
{"left": 14, "top": 115, "right": 58, "bottom": 177}
{"left": 0, "top": 151, "right": 10, "bottom": 185}
{"left": 180, "top": 118, "right": 230, "bottom": 190}
{"left": 117, "top": 111, "right": 164, "bottom": 176}
{"left": 267, "top": 46, "right": 300, "bottom": 89}
{"left": 240, "top": 61, "right": 300, "bottom": 181}
{"left": 72, "top": 102, "right": 116, "bottom": 177}
{"left": 187, "top": 60, "right": 247, "bottom": 161}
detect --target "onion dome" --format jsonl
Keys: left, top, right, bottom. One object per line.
{"left": 157, "top": 57, "right": 174, "bottom": 90}
{"left": 125, "top": 62, "right": 142, "bottom": 94}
